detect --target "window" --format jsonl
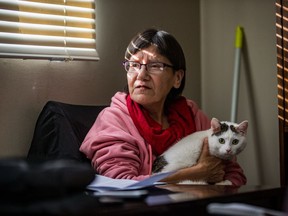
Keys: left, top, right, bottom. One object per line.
{"left": 0, "top": 0, "right": 99, "bottom": 61}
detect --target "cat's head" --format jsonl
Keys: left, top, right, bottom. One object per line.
{"left": 208, "top": 118, "right": 248, "bottom": 160}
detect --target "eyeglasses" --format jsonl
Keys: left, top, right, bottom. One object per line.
{"left": 123, "top": 61, "right": 174, "bottom": 74}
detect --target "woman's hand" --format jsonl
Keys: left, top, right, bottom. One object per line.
{"left": 196, "top": 138, "right": 225, "bottom": 183}
{"left": 160, "top": 138, "right": 225, "bottom": 183}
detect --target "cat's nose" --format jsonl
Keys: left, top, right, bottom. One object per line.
{"left": 226, "top": 149, "right": 231, "bottom": 153}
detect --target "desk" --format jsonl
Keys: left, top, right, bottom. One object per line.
{"left": 1, "top": 185, "right": 286, "bottom": 216}
{"left": 97, "top": 185, "right": 286, "bottom": 216}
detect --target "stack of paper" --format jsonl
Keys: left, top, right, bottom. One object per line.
{"left": 86, "top": 172, "right": 173, "bottom": 199}
{"left": 87, "top": 171, "right": 173, "bottom": 192}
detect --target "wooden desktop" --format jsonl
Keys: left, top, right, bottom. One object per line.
{"left": 0, "top": 183, "right": 285, "bottom": 215}
{"left": 95, "top": 184, "right": 286, "bottom": 216}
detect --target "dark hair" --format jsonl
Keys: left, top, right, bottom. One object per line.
{"left": 124, "top": 28, "right": 186, "bottom": 104}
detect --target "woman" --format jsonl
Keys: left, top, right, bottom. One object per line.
{"left": 80, "top": 28, "right": 246, "bottom": 186}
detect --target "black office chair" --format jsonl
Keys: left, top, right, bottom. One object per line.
{"left": 27, "top": 101, "right": 107, "bottom": 163}
{"left": 0, "top": 101, "right": 108, "bottom": 215}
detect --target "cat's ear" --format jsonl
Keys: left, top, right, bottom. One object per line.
{"left": 211, "top": 118, "right": 221, "bottom": 133}
{"left": 237, "top": 120, "right": 248, "bottom": 135}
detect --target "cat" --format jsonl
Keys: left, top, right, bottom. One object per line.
{"left": 152, "top": 118, "right": 248, "bottom": 185}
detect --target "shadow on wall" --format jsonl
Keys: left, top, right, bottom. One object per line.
{"left": 242, "top": 33, "right": 264, "bottom": 184}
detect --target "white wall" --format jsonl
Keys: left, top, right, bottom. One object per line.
{"left": 0, "top": 0, "right": 280, "bottom": 186}
{"left": 201, "top": 0, "right": 279, "bottom": 186}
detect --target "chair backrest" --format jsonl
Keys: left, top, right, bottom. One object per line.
{"left": 27, "top": 101, "right": 107, "bottom": 163}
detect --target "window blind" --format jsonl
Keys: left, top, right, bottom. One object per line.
{"left": 276, "top": 0, "right": 288, "bottom": 186}
{"left": 0, "top": 0, "right": 99, "bottom": 61}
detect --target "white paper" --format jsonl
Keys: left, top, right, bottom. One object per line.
{"left": 207, "top": 203, "right": 287, "bottom": 216}
{"left": 93, "top": 190, "right": 149, "bottom": 199}
{"left": 87, "top": 171, "right": 174, "bottom": 192}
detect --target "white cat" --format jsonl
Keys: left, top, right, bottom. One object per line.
{"left": 152, "top": 118, "right": 248, "bottom": 185}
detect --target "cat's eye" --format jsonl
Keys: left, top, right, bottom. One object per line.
{"left": 232, "top": 139, "right": 239, "bottom": 145}
{"left": 218, "top": 138, "right": 225, "bottom": 144}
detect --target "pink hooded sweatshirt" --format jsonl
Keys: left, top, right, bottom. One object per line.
{"left": 80, "top": 92, "right": 247, "bottom": 186}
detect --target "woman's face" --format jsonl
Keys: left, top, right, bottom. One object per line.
{"left": 127, "top": 45, "right": 184, "bottom": 111}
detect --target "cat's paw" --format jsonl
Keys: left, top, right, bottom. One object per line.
{"left": 215, "top": 180, "right": 233, "bottom": 185}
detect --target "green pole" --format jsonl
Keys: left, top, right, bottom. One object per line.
{"left": 230, "top": 26, "right": 243, "bottom": 122}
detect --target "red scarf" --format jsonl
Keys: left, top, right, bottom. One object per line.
{"left": 126, "top": 95, "right": 196, "bottom": 155}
